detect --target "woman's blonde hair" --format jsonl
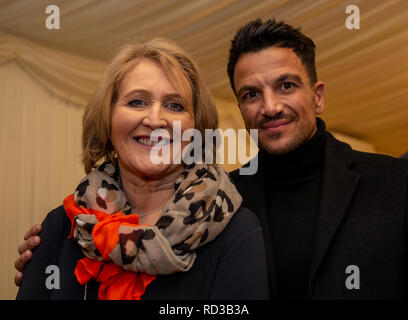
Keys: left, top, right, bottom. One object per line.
{"left": 82, "top": 38, "right": 218, "bottom": 173}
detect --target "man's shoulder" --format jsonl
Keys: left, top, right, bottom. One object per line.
{"left": 229, "top": 133, "right": 408, "bottom": 181}
{"left": 348, "top": 148, "right": 407, "bottom": 166}
{"left": 348, "top": 151, "right": 408, "bottom": 184}
{"left": 327, "top": 133, "right": 408, "bottom": 175}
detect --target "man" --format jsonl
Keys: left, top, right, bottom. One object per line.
{"left": 227, "top": 19, "right": 408, "bottom": 299}
{"left": 15, "top": 19, "right": 408, "bottom": 299}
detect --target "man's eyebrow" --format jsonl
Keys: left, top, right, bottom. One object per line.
{"left": 236, "top": 73, "right": 305, "bottom": 97}
{"left": 236, "top": 85, "right": 258, "bottom": 98}
{"left": 276, "top": 73, "right": 304, "bottom": 85}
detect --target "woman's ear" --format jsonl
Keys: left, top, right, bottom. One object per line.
{"left": 313, "top": 81, "right": 325, "bottom": 115}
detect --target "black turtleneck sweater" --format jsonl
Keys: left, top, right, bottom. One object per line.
{"left": 261, "top": 118, "right": 326, "bottom": 299}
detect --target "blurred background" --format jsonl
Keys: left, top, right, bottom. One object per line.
{"left": 0, "top": 0, "right": 407, "bottom": 299}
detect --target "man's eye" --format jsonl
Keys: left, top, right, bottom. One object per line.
{"left": 242, "top": 91, "right": 260, "bottom": 100}
{"left": 166, "top": 103, "right": 184, "bottom": 112}
{"left": 281, "top": 82, "right": 296, "bottom": 90}
{"left": 127, "top": 99, "right": 147, "bottom": 108}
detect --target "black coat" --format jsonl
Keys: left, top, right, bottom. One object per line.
{"left": 230, "top": 132, "right": 408, "bottom": 299}
{"left": 17, "top": 205, "right": 269, "bottom": 300}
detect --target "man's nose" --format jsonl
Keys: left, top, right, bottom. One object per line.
{"left": 262, "top": 89, "right": 284, "bottom": 117}
{"left": 143, "top": 102, "right": 167, "bottom": 129}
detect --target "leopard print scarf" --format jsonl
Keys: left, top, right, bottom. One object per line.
{"left": 65, "top": 160, "right": 242, "bottom": 277}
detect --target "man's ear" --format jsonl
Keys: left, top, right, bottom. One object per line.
{"left": 313, "top": 81, "right": 325, "bottom": 115}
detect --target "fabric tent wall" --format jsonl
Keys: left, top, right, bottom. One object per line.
{"left": 0, "top": 61, "right": 84, "bottom": 299}
{"left": 0, "top": 31, "right": 103, "bottom": 299}
{"left": 0, "top": 31, "right": 105, "bottom": 106}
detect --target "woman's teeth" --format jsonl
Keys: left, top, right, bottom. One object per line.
{"left": 137, "top": 137, "right": 157, "bottom": 146}
{"left": 136, "top": 137, "right": 170, "bottom": 146}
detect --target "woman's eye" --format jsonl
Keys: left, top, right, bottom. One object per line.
{"left": 127, "top": 99, "right": 146, "bottom": 108}
{"left": 166, "top": 103, "right": 184, "bottom": 112}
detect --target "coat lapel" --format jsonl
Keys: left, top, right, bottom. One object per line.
{"left": 232, "top": 155, "right": 278, "bottom": 298}
{"left": 308, "top": 133, "right": 360, "bottom": 295}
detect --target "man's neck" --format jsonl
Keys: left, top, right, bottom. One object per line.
{"left": 260, "top": 118, "right": 326, "bottom": 183}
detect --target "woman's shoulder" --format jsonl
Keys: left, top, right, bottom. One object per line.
{"left": 224, "top": 206, "right": 262, "bottom": 236}
{"left": 40, "top": 205, "right": 71, "bottom": 237}
{"left": 210, "top": 205, "right": 264, "bottom": 257}
{"left": 18, "top": 204, "right": 90, "bottom": 300}
{"left": 199, "top": 206, "right": 268, "bottom": 299}
{"left": 43, "top": 204, "right": 68, "bottom": 222}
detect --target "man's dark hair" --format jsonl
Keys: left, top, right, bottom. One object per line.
{"left": 227, "top": 18, "right": 317, "bottom": 94}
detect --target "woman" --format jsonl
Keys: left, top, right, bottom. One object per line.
{"left": 16, "top": 38, "right": 268, "bottom": 300}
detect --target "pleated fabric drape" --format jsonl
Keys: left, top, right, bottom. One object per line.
{"left": 0, "top": 31, "right": 105, "bottom": 106}
{"left": 0, "top": 60, "right": 85, "bottom": 299}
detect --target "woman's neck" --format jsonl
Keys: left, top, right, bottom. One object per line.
{"left": 118, "top": 163, "right": 183, "bottom": 225}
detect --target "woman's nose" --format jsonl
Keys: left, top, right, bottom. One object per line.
{"left": 142, "top": 102, "right": 167, "bottom": 129}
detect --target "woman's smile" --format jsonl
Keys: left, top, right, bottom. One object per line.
{"left": 133, "top": 135, "right": 173, "bottom": 149}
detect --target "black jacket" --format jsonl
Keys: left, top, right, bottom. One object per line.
{"left": 231, "top": 131, "right": 408, "bottom": 299}
{"left": 17, "top": 205, "right": 269, "bottom": 300}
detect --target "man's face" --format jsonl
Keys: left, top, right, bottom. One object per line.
{"left": 233, "top": 46, "right": 325, "bottom": 155}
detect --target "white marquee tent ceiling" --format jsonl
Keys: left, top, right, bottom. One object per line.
{"left": 1, "top": 0, "right": 407, "bottom": 156}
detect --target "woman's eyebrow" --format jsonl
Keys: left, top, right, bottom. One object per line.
{"left": 122, "top": 89, "right": 150, "bottom": 99}
{"left": 122, "top": 89, "right": 183, "bottom": 101}
{"left": 162, "top": 93, "right": 183, "bottom": 100}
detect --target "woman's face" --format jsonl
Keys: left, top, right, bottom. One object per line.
{"left": 111, "top": 59, "right": 195, "bottom": 180}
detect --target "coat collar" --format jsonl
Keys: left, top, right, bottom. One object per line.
{"left": 231, "top": 153, "right": 278, "bottom": 298}
{"left": 307, "top": 132, "right": 361, "bottom": 295}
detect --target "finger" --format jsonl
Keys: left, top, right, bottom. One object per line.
{"left": 14, "top": 272, "right": 23, "bottom": 287}
{"left": 14, "top": 251, "right": 32, "bottom": 272}
{"left": 24, "top": 224, "right": 42, "bottom": 241}
{"left": 17, "top": 241, "right": 26, "bottom": 255}
{"left": 18, "top": 236, "right": 41, "bottom": 255}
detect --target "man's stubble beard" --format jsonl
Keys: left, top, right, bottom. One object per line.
{"left": 258, "top": 116, "right": 318, "bottom": 156}
{"left": 258, "top": 127, "right": 307, "bottom": 155}
{"left": 256, "top": 96, "right": 319, "bottom": 156}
